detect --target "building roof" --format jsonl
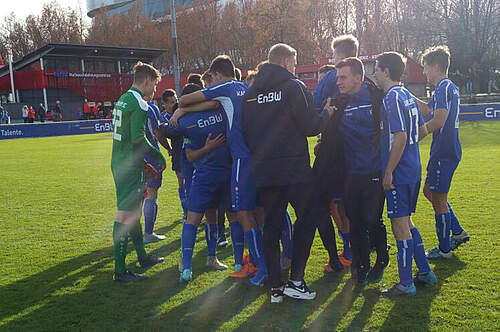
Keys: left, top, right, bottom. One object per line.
{"left": 0, "top": 43, "right": 166, "bottom": 77}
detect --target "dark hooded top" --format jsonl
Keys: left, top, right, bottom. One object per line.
{"left": 241, "top": 63, "right": 329, "bottom": 187}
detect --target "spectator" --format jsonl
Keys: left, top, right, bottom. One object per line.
{"left": 37, "top": 103, "right": 46, "bottom": 122}
{"left": 0, "top": 105, "right": 4, "bottom": 124}
{"left": 3, "top": 108, "right": 9, "bottom": 124}
{"left": 54, "top": 100, "right": 63, "bottom": 121}
{"left": 95, "top": 102, "right": 102, "bottom": 119}
{"left": 488, "top": 67, "right": 499, "bottom": 93}
{"left": 22, "top": 105, "right": 29, "bottom": 123}
{"left": 28, "top": 106, "right": 35, "bottom": 123}
{"left": 83, "top": 99, "right": 91, "bottom": 120}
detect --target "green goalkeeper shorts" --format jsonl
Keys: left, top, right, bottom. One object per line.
{"left": 112, "top": 166, "right": 144, "bottom": 211}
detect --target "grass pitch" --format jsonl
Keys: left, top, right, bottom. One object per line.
{"left": 1, "top": 121, "right": 499, "bottom": 331}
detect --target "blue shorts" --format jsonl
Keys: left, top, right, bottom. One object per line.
{"left": 231, "top": 157, "right": 257, "bottom": 211}
{"left": 188, "top": 175, "right": 231, "bottom": 213}
{"left": 425, "top": 159, "right": 459, "bottom": 193}
{"left": 385, "top": 182, "right": 420, "bottom": 218}
{"left": 144, "top": 157, "right": 163, "bottom": 189}
{"left": 181, "top": 161, "right": 194, "bottom": 198}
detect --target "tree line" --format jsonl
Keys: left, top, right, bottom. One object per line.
{"left": 0, "top": 0, "right": 498, "bottom": 75}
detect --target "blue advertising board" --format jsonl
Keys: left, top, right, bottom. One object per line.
{"left": 459, "top": 103, "right": 500, "bottom": 121}
{"left": 0, "top": 120, "right": 113, "bottom": 140}
{"left": 0, "top": 104, "right": 498, "bottom": 140}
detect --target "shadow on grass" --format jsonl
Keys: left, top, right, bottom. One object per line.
{"left": 0, "top": 217, "right": 231, "bottom": 330}
{"left": 377, "top": 257, "right": 467, "bottom": 331}
{"left": 226, "top": 271, "right": 348, "bottom": 331}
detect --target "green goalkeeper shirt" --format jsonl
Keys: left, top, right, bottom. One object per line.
{"left": 111, "top": 87, "right": 165, "bottom": 171}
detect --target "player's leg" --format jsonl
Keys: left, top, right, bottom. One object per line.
{"left": 204, "top": 208, "right": 228, "bottom": 270}
{"left": 448, "top": 201, "right": 469, "bottom": 249}
{"left": 344, "top": 175, "right": 370, "bottom": 285}
{"left": 176, "top": 171, "right": 187, "bottom": 219}
{"left": 284, "top": 182, "right": 317, "bottom": 300}
{"left": 402, "top": 181, "right": 437, "bottom": 285}
{"left": 316, "top": 196, "right": 342, "bottom": 273}
{"left": 333, "top": 200, "right": 352, "bottom": 266}
{"left": 227, "top": 210, "right": 248, "bottom": 275}
{"left": 216, "top": 201, "right": 228, "bottom": 247}
{"left": 280, "top": 209, "right": 293, "bottom": 271}
{"left": 113, "top": 170, "right": 163, "bottom": 282}
{"left": 381, "top": 215, "right": 416, "bottom": 296}
{"left": 231, "top": 158, "right": 267, "bottom": 284}
{"left": 426, "top": 160, "right": 460, "bottom": 259}
{"left": 143, "top": 170, "right": 166, "bottom": 243}
{"left": 259, "top": 185, "right": 288, "bottom": 302}
{"left": 366, "top": 187, "right": 389, "bottom": 283}
{"left": 180, "top": 210, "right": 204, "bottom": 282}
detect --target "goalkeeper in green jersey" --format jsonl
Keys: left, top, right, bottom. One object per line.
{"left": 111, "top": 61, "right": 167, "bottom": 282}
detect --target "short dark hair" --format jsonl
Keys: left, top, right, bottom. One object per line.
{"left": 268, "top": 43, "right": 297, "bottom": 65}
{"left": 133, "top": 61, "right": 161, "bottom": 84}
{"left": 318, "top": 64, "right": 336, "bottom": 74}
{"left": 187, "top": 73, "right": 203, "bottom": 86}
{"left": 181, "top": 83, "right": 202, "bottom": 96}
{"left": 209, "top": 55, "right": 235, "bottom": 78}
{"left": 336, "top": 57, "right": 364, "bottom": 78}
{"left": 162, "top": 89, "right": 176, "bottom": 102}
{"left": 234, "top": 67, "right": 242, "bottom": 80}
{"left": 201, "top": 70, "right": 212, "bottom": 86}
{"left": 332, "top": 35, "right": 359, "bottom": 58}
{"left": 376, "top": 52, "right": 407, "bottom": 81}
{"left": 422, "top": 45, "right": 450, "bottom": 73}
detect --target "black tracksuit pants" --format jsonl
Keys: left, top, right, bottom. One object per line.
{"left": 343, "top": 173, "right": 387, "bottom": 273}
{"left": 258, "top": 182, "right": 317, "bottom": 288}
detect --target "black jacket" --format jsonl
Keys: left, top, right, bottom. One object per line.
{"left": 312, "top": 77, "right": 384, "bottom": 198}
{"left": 241, "top": 63, "right": 329, "bottom": 187}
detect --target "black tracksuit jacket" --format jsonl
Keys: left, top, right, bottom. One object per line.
{"left": 241, "top": 63, "right": 330, "bottom": 188}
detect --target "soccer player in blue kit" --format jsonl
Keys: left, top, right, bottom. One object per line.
{"left": 142, "top": 91, "right": 172, "bottom": 243}
{"left": 313, "top": 35, "right": 359, "bottom": 269}
{"left": 374, "top": 52, "right": 437, "bottom": 296}
{"left": 414, "top": 46, "right": 470, "bottom": 259}
{"left": 171, "top": 55, "right": 268, "bottom": 286}
{"left": 163, "top": 83, "right": 232, "bottom": 281}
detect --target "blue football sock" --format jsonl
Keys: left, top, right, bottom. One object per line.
{"left": 435, "top": 213, "right": 451, "bottom": 252}
{"left": 143, "top": 199, "right": 157, "bottom": 235}
{"left": 339, "top": 230, "right": 352, "bottom": 260}
{"left": 396, "top": 239, "right": 414, "bottom": 287}
{"left": 281, "top": 211, "right": 294, "bottom": 260}
{"left": 447, "top": 202, "right": 464, "bottom": 235}
{"left": 245, "top": 228, "right": 266, "bottom": 271}
{"left": 181, "top": 223, "right": 197, "bottom": 270}
{"left": 229, "top": 222, "right": 244, "bottom": 265}
{"left": 205, "top": 223, "right": 218, "bottom": 257}
{"left": 178, "top": 187, "right": 187, "bottom": 217}
{"left": 410, "top": 227, "right": 431, "bottom": 273}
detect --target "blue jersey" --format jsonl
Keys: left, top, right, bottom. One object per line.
{"left": 381, "top": 85, "right": 424, "bottom": 184}
{"left": 177, "top": 109, "right": 231, "bottom": 179}
{"left": 339, "top": 83, "right": 381, "bottom": 175}
{"left": 144, "top": 102, "right": 162, "bottom": 166}
{"left": 427, "top": 78, "right": 462, "bottom": 162}
{"left": 201, "top": 80, "right": 249, "bottom": 158}
{"left": 313, "top": 69, "right": 340, "bottom": 110}
{"left": 146, "top": 102, "right": 161, "bottom": 150}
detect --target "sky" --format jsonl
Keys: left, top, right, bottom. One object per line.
{"left": 0, "top": 0, "right": 88, "bottom": 22}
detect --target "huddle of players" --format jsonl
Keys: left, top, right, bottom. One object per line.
{"left": 110, "top": 34, "right": 470, "bottom": 302}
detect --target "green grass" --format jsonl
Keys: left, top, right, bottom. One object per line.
{"left": 1, "top": 121, "right": 499, "bottom": 331}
